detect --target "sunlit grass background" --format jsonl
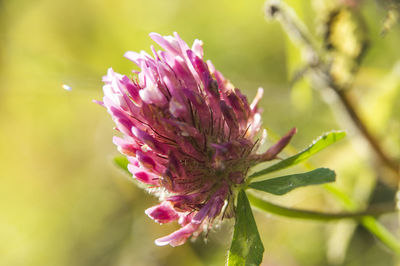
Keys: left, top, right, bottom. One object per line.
{"left": 1, "top": 0, "right": 400, "bottom": 265}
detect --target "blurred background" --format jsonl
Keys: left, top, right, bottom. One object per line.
{"left": 1, "top": 0, "right": 399, "bottom": 265}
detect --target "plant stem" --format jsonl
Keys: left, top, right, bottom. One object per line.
{"left": 260, "top": 128, "right": 400, "bottom": 254}
{"left": 324, "top": 183, "right": 400, "bottom": 253}
{"left": 265, "top": 0, "right": 399, "bottom": 180}
{"left": 361, "top": 216, "right": 400, "bottom": 254}
{"left": 249, "top": 191, "right": 400, "bottom": 254}
{"left": 248, "top": 192, "right": 400, "bottom": 254}
{"left": 334, "top": 88, "right": 399, "bottom": 177}
{"left": 263, "top": 0, "right": 400, "bottom": 253}
{"left": 247, "top": 192, "right": 395, "bottom": 221}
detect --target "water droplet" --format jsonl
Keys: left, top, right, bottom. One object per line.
{"left": 62, "top": 84, "right": 72, "bottom": 91}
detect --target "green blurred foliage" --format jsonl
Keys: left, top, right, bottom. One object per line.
{"left": 0, "top": 0, "right": 399, "bottom": 265}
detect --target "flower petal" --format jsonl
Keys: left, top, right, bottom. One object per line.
{"left": 155, "top": 223, "right": 200, "bottom": 247}
{"left": 260, "top": 127, "right": 297, "bottom": 161}
{"left": 145, "top": 202, "right": 179, "bottom": 224}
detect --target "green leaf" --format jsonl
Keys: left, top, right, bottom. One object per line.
{"left": 113, "top": 156, "right": 130, "bottom": 175}
{"left": 228, "top": 190, "right": 264, "bottom": 266}
{"left": 249, "top": 168, "right": 336, "bottom": 195}
{"left": 249, "top": 131, "right": 346, "bottom": 179}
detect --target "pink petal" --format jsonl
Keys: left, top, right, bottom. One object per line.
{"left": 261, "top": 127, "right": 297, "bottom": 161}
{"left": 145, "top": 202, "right": 179, "bottom": 224}
{"left": 250, "top": 87, "right": 264, "bottom": 111}
{"left": 154, "top": 222, "right": 200, "bottom": 247}
{"left": 149, "top": 32, "right": 181, "bottom": 56}
{"left": 127, "top": 164, "right": 159, "bottom": 185}
{"left": 191, "top": 39, "right": 204, "bottom": 58}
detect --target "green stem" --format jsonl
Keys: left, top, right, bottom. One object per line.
{"left": 262, "top": 0, "right": 400, "bottom": 252}
{"left": 250, "top": 189, "right": 400, "bottom": 253}
{"left": 262, "top": 128, "right": 400, "bottom": 253}
{"left": 361, "top": 216, "right": 400, "bottom": 254}
{"left": 324, "top": 184, "right": 400, "bottom": 253}
{"left": 248, "top": 189, "right": 400, "bottom": 254}
{"left": 247, "top": 192, "right": 395, "bottom": 221}
{"left": 265, "top": 1, "right": 400, "bottom": 182}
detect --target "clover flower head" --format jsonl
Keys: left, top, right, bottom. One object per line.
{"left": 99, "top": 32, "right": 295, "bottom": 246}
